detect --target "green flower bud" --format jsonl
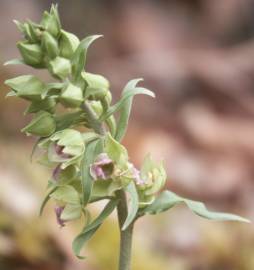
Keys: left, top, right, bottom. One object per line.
{"left": 82, "top": 72, "right": 110, "bottom": 100}
{"left": 41, "top": 31, "right": 59, "bottom": 59}
{"left": 40, "top": 4, "right": 61, "bottom": 37}
{"left": 136, "top": 154, "right": 166, "bottom": 200}
{"left": 60, "top": 83, "right": 83, "bottom": 108}
{"left": 14, "top": 20, "right": 40, "bottom": 43}
{"left": 59, "top": 30, "right": 80, "bottom": 59}
{"left": 17, "top": 41, "right": 44, "bottom": 67}
{"left": 49, "top": 57, "right": 71, "bottom": 79}
{"left": 25, "top": 97, "right": 56, "bottom": 114}
{"left": 5, "top": 75, "right": 45, "bottom": 101}
{"left": 22, "top": 111, "right": 56, "bottom": 137}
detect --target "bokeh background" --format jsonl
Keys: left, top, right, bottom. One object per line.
{"left": 0, "top": 0, "right": 254, "bottom": 269}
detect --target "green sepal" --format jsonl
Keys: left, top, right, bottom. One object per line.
{"left": 25, "top": 97, "right": 56, "bottom": 114}
{"left": 104, "top": 133, "right": 128, "bottom": 167}
{"left": 142, "top": 190, "right": 250, "bottom": 223}
{"left": 5, "top": 75, "right": 45, "bottom": 101}
{"left": 60, "top": 82, "right": 84, "bottom": 108}
{"left": 17, "top": 41, "right": 44, "bottom": 67}
{"left": 50, "top": 185, "right": 80, "bottom": 204}
{"left": 51, "top": 165, "right": 78, "bottom": 185}
{"left": 49, "top": 57, "right": 71, "bottom": 79}
{"left": 55, "top": 110, "right": 87, "bottom": 131}
{"left": 21, "top": 111, "right": 56, "bottom": 137}
{"left": 60, "top": 203, "right": 82, "bottom": 221}
{"left": 59, "top": 30, "right": 80, "bottom": 59}
{"left": 41, "top": 31, "right": 59, "bottom": 59}
{"left": 4, "top": 59, "right": 25, "bottom": 66}
{"left": 39, "top": 187, "right": 57, "bottom": 216}
{"left": 82, "top": 72, "right": 110, "bottom": 100}
{"left": 72, "top": 199, "right": 119, "bottom": 259}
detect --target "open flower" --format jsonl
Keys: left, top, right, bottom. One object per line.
{"left": 90, "top": 153, "right": 114, "bottom": 180}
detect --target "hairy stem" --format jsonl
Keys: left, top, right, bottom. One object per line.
{"left": 83, "top": 102, "right": 134, "bottom": 270}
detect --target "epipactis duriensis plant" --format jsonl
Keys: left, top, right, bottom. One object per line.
{"left": 4, "top": 4, "right": 250, "bottom": 270}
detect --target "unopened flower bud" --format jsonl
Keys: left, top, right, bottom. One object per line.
{"left": 49, "top": 56, "right": 71, "bottom": 79}
{"left": 59, "top": 30, "right": 79, "bottom": 59}
{"left": 40, "top": 5, "right": 61, "bottom": 37}
{"left": 22, "top": 111, "right": 56, "bottom": 137}
{"left": 60, "top": 83, "right": 83, "bottom": 108}
{"left": 90, "top": 153, "right": 114, "bottom": 180}
{"left": 17, "top": 41, "right": 44, "bottom": 67}
{"left": 82, "top": 72, "right": 110, "bottom": 100}
{"left": 5, "top": 75, "right": 45, "bottom": 101}
{"left": 41, "top": 31, "right": 59, "bottom": 59}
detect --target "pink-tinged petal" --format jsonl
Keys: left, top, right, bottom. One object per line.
{"left": 90, "top": 153, "right": 114, "bottom": 180}
{"left": 130, "top": 165, "right": 146, "bottom": 185}
{"left": 54, "top": 206, "right": 65, "bottom": 227}
{"left": 52, "top": 164, "right": 61, "bottom": 181}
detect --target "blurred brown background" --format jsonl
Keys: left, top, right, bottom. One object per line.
{"left": 0, "top": 0, "right": 254, "bottom": 269}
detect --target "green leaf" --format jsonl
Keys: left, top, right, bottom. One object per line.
{"left": 114, "top": 78, "right": 143, "bottom": 142}
{"left": 71, "top": 35, "right": 103, "bottom": 81}
{"left": 81, "top": 138, "right": 103, "bottom": 206}
{"left": 72, "top": 199, "right": 118, "bottom": 258}
{"left": 100, "top": 84, "right": 155, "bottom": 121}
{"left": 143, "top": 190, "right": 250, "bottom": 223}
{"left": 122, "top": 181, "right": 139, "bottom": 230}
{"left": 50, "top": 185, "right": 80, "bottom": 204}
{"left": 39, "top": 187, "right": 57, "bottom": 216}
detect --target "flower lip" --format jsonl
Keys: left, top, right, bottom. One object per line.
{"left": 54, "top": 206, "right": 65, "bottom": 227}
{"left": 54, "top": 142, "right": 72, "bottom": 159}
{"left": 90, "top": 153, "right": 114, "bottom": 180}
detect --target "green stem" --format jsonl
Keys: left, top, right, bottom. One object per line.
{"left": 82, "top": 102, "right": 134, "bottom": 270}
{"left": 116, "top": 190, "right": 134, "bottom": 270}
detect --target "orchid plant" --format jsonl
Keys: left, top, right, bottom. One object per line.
{"left": 4, "top": 4, "right": 249, "bottom": 270}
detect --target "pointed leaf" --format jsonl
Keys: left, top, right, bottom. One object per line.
{"left": 81, "top": 138, "right": 103, "bottom": 206}
{"left": 72, "top": 35, "right": 103, "bottom": 80}
{"left": 100, "top": 85, "right": 155, "bottom": 121}
{"left": 115, "top": 78, "right": 143, "bottom": 141}
{"left": 72, "top": 199, "right": 118, "bottom": 258}
{"left": 143, "top": 190, "right": 250, "bottom": 223}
